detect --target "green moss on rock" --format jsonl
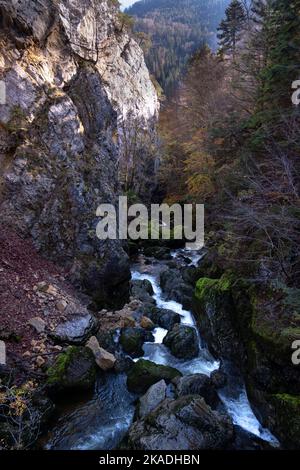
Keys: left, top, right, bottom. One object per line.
{"left": 270, "top": 393, "right": 300, "bottom": 448}
{"left": 127, "top": 359, "right": 182, "bottom": 394}
{"left": 47, "top": 346, "right": 97, "bottom": 392}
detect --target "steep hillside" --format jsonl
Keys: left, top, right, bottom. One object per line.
{"left": 127, "top": 0, "right": 230, "bottom": 94}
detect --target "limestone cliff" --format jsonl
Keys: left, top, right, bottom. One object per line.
{"left": 0, "top": 0, "right": 159, "bottom": 307}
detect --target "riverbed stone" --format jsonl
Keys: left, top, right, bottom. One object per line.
{"left": 210, "top": 369, "right": 228, "bottom": 389}
{"left": 163, "top": 324, "right": 199, "bottom": 359}
{"left": 138, "top": 380, "right": 167, "bottom": 418}
{"left": 140, "top": 306, "right": 181, "bottom": 330}
{"left": 127, "top": 395, "right": 234, "bottom": 450}
{"left": 140, "top": 316, "right": 155, "bottom": 330}
{"left": 130, "top": 280, "right": 155, "bottom": 304}
{"left": 160, "top": 268, "right": 194, "bottom": 309}
{"left": 174, "top": 374, "right": 220, "bottom": 409}
{"left": 127, "top": 359, "right": 182, "bottom": 394}
{"left": 46, "top": 346, "right": 97, "bottom": 394}
{"left": 51, "top": 313, "right": 96, "bottom": 345}
{"left": 120, "top": 327, "right": 154, "bottom": 358}
{"left": 86, "top": 336, "right": 116, "bottom": 371}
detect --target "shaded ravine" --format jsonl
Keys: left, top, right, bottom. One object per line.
{"left": 46, "top": 250, "right": 279, "bottom": 450}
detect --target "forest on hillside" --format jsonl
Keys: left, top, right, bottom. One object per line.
{"left": 160, "top": 0, "right": 300, "bottom": 285}
{"left": 127, "top": 0, "right": 231, "bottom": 95}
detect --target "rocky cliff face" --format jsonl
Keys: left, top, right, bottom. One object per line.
{"left": 0, "top": 0, "right": 159, "bottom": 307}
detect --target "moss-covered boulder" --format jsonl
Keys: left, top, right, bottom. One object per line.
{"left": 163, "top": 324, "right": 199, "bottom": 359}
{"left": 127, "top": 359, "right": 182, "bottom": 394}
{"left": 194, "top": 269, "right": 300, "bottom": 448}
{"left": 269, "top": 394, "right": 300, "bottom": 448}
{"left": 46, "top": 346, "right": 97, "bottom": 394}
{"left": 120, "top": 327, "right": 154, "bottom": 358}
{"left": 194, "top": 273, "right": 245, "bottom": 361}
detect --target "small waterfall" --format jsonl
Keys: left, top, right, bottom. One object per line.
{"left": 46, "top": 249, "right": 279, "bottom": 449}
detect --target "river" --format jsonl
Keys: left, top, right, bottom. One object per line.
{"left": 45, "top": 249, "right": 279, "bottom": 450}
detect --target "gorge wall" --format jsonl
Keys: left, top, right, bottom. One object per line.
{"left": 0, "top": 0, "right": 159, "bottom": 307}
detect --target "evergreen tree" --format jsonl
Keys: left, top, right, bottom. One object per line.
{"left": 217, "top": 0, "right": 246, "bottom": 57}
{"left": 259, "top": 0, "right": 300, "bottom": 110}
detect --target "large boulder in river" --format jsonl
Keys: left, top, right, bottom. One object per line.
{"left": 140, "top": 305, "right": 181, "bottom": 330}
{"left": 130, "top": 280, "right": 155, "bottom": 304}
{"left": 163, "top": 325, "right": 199, "bottom": 359}
{"left": 50, "top": 314, "right": 97, "bottom": 345}
{"left": 173, "top": 374, "right": 220, "bottom": 409}
{"left": 127, "top": 359, "right": 182, "bottom": 394}
{"left": 120, "top": 327, "right": 154, "bottom": 358}
{"left": 160, "top": 269, "right": 194, "bottom": 309}
{"left": 127, "top": 395, "right": 234, "bottom": 450}
{"left": 46, "top": 346, "right": 97, "bottom": 395}
{"left": 138, "top": 380, "right": 168, "bottom": 418}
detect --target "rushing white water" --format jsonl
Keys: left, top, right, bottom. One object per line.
{"left": 47, "top": 249, "right": 279, "bottom": 450}
{"left": 131, "top": 260, "right": 279, "bottom": 446}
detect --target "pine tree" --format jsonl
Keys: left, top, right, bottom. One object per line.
{"left": 260, "top": 0, "right": 300, "bottom": 110}
{"left": 217, "top": 0, "right": 247, "bottom": 58}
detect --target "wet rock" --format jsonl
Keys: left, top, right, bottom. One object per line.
{"left": 114, "top": 354, "right": 134, "bottom": 373}
{"left": 140, "top": 316, "right": 155, "bottom": 330}
{"left": 51, "top": 313, "right": 96, "bottom": 345}
{"left": 163, "top": 324, "right": 199, "bottom": 359}
{"left": 229, "top": 425, "right": 277, "bottom": 450}
{"left": 143, "top": 246, "right": 172, "bottom": 260}
{"left": 28, "top": 317, "right": 46, "bottom": 334}
{"left": 140, "top": 306, "right": 180, "bottom": 330}
{"left": 127, "top": 359, "right": 182, "bottom": 394}
{"left": 130, "top": 279, "right": 155, "bottom": 304}
{"left": 194, "top": 275, "right": 244, "bottom": 361}
{"left": 127, "top": 395, "right": 234, "bottom": 450}
{"left": 120, "top": 327, "right": 154, "bottom": 358}
{"left": 138, "top": 380, "right": 167, "bottom": 418}
{"left": 46, "top": 346, "right": 97, "bottom": 395}
{"left": 160, "top": 268, "right": 194, "bottom": 309}
{"left": 96, "top": 329, "right": 119, "bottom": 354}
{"left": 174, "top": 374, "right": 220, "bottom": 409}
{"left": 86, "top": 336, "right": 116, "bottom": 371}
{"left": 210, "top": 370, "right": 228, "bottom": 389}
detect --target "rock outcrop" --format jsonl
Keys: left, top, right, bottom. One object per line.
{"left": 46, "top": 346, "right": 97, "bottom": 395}
{"left": 194, "top": 271, "right": 300, "bottom": 448}
{"left": 0, "top": 0, "right": 159, "bottom": 307}
{"left": 163, "top": 324, "right": 199, "bottom": 359}
{"left": 127, "top": 395, "right": 234, "bottom": 450}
